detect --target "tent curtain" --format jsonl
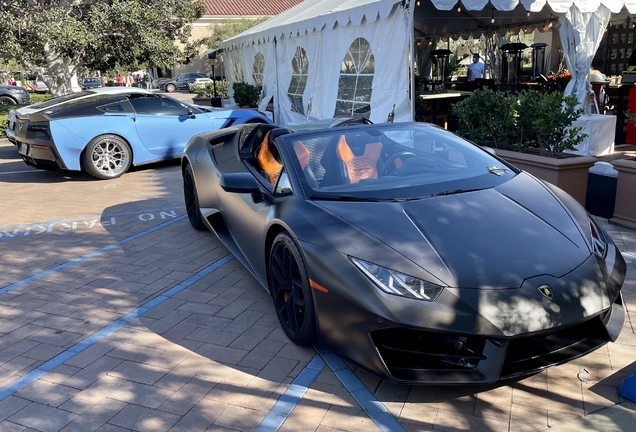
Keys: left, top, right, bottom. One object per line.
{"left": 559, "top": 3, "right": 612, "bottom": 110}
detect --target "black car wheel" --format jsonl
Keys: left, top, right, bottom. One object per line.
{"left": 183, "top": 164, "right": 205, "bottom": 230}
{"left": 82, "top": 134, "right": 132, "bottom": 180}
{"left": 0, "top": 96, "right": 17, "bottom": 105}
{"left": 166, "top": 83, "right": 176, "bottom": 93}
{"left": 269, "top": 232, "right": 317, "bottom": 346}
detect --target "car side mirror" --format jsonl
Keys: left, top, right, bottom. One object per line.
{"left": 187, "top": 108, "right": 195, "bottom": 118}
{"left": 220, "top": 173, "right": 263, "bottom": 203}
{"left": 480, "top": 146, "right": 497, "bottom": 155}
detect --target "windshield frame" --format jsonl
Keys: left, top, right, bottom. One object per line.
{"left": 280, "top": 122, "right": 519, "bottom": 201}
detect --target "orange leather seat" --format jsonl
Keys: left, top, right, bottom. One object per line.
{"left": 293, "top": 140, "right": 310, "bottom": 170}
{"left": 336, "top": 135, "right": 382, "bottom": 184}
{"left": 257, "top": 131, "right": 282, "bottom": 185}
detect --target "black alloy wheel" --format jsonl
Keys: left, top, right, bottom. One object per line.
{"left": 183, "top": 164, "right": 205, "bottom": 230}
{"left": 269, "top": 232, "right": 316, "bottom": 346}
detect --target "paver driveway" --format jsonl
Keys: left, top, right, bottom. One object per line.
{"left": 0, "top": 137, "right": 635, "bottom": 432}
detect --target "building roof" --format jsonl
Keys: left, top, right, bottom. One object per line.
{"left": 200, "top": 0, "right": 303, "bottom": 16}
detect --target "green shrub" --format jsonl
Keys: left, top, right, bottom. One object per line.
{"left": 454, "top": 89, "right": 586, "bottom": 157}
{"left": 30, "top": 94, "right": 52, "bottom": 104}
{"left": 453, "top": 89, "right": 516, "bottom": 148}
{"left": 190, "top": 81, "right": 228, "bottom": 98}
{"left": 232, "top": 82, "right": 261, "bottom": 107}
{"left": 0, "top": 106, "right": 12, "bottom": 139}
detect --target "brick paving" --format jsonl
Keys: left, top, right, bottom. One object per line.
{"left": 1, "top": 138, "right": 635, "bottom": 431}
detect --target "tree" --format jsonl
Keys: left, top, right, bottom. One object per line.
{"left": 0, "top": 0, "right": 205, "bottom": 96}
{"left": 205, "top": 17, "right": 269, "bottom": 51}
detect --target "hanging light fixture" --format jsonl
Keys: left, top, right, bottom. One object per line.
{"left": 527, "top": 11, "right": 531, "bottom": 18}
{"left": 416, "top": 0, "right": 420, "bottom": 6}
{"left": 491, "top": 9, "right": 495, "bottom": 24}
{"left": 457, "top": 2, "right": 461, "bottom": 12}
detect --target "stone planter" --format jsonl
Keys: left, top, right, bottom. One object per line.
{"left": 191, "top": 97, "right": 212, "bottom": 106}
{"left": 495, "top": 149, "right": 597, "bottom": 206}
{"left": 610, "top": 158, "right": 636, "bottom": 230}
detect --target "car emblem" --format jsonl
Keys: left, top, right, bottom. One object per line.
{"left": 538, "top": 285, "right": 553, "bottom": 299}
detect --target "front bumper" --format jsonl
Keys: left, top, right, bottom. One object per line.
{"left": 302, "top": 241, "right": 626, "bottom": 384}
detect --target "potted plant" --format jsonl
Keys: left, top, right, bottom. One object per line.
{"left": 454, "top": 88, "right": 595, "bottom": 205}
{"left": 191, "top": 81, "right": 229, "bottom": 107}
{"left": 609, "top": 110, "right": 636, "bottom": 229}
{"left": 232, "top": 82, "right": 261, "bottom": 108}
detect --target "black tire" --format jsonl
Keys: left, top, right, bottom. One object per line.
{"left": 166, "top": 83, "right": 176, "bottom": 93}
{"left": 183, "top": 164, "right": 205, "bottom": 231}
{"left": 0, "top": 96, "right": 17, "bottom": 105}
{"left": 82, "top": 135, "right": 132, "bottom": 179}
{"left": 269, "top": 232, "right": 317, "bottom": 346}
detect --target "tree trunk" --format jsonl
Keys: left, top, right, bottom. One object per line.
{"left": 42, "top": 42, "right": 77, "bottom": 97}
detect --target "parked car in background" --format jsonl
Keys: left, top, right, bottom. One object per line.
{"left": 10, "top": 87, "right": 271, "bottom": 179}
{"left": 35, "top": 81, "right": 49, "bottom": 93}
{"left": 81, "top": 77, "right": 103, "bottom": 90}
{"left": 188, "top": 77, "right": 213, "bottom": 91}
{"left": 0, "top": 85, "right": 31, "bottom": 105}
{"left": 159, "top": 73, "right": 206, "bottom": 93}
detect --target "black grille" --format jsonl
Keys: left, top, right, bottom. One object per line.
{"left": 500, "top": 314, "right": 609, "bottom": 379}
{"left": 372, "top": 328, "right": 488, "bottom": 380}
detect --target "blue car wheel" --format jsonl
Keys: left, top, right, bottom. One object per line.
{"left": 82, "top": 134, "right": 132, "bottom": 180}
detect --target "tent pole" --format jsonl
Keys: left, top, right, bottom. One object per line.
{"left": 273, "top": 38, "right": 279, "bottom": 124}
{"left": 409, "top": 1, "right": 415, "bottom": 122}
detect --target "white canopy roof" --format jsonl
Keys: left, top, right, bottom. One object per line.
{"left": 222, "top": 0, "right": 636, "bottom": 50}
{"left": 435, "top": 0, "right": 635, "bottom": 13}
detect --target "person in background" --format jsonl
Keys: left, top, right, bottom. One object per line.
{"left": 467, "top": 53, "right": 485, "bottom": 81}
{"left": 137, "top": 74, "right": 143, "bottom": 88}
{"left": 145, "top": 73, "right": 152, "bottom": 90}
{"left": 115, "top": 74, "right": 123, "bottom": 86}
{"left": 125, "top": 72, "right": 134, "bottom": 87}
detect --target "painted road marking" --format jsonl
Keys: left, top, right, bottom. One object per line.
{"left": 255, "top": 355, "right": 326, "bottom": 432}
{"left": 0, "top": 215, "right": 187, "bottom": 295}
{"left": 623, "top": 252, "right": 636, "bottom": 261}
{"left": 0, "top": 206, "right": 186, "bottom": 241}
{"left": 0, "top": 254, "right": 234, "bottom": 402}
{"left": 319, "top": 350, "right": 405, "bottom": 432}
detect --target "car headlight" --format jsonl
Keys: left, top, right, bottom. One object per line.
{"left": 349, "top": 257, "right": 443, "bottom": 301}
{"left": 8, "top": 88, "right": 24, "bottom": 93}
{"left": 589, "top": 217, "right": 608, "bottom": 258}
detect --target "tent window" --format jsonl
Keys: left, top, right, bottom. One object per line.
{"left": 231, "top": 56, "right": 244, "bottom": 83}
{"left": 253, "top": 52, "right": 265, "bottom": 86}
{"left": 287, "top": 47, "right": 309, "bottom": 114}
{"left": 335, "top": 38, "right": 375, "bottom": 119}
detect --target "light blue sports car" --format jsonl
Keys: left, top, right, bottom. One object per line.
{"left": 8, "top": 87, "right": 271, "bottom": 179}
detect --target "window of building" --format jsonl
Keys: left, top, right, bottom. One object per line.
{"left": 287, "top": 47, "right": 309, "bottom": 114}
{"left": 334, "top": 38, "right": 375, "bottom": 119}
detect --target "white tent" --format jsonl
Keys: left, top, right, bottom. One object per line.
{"left": 220, "top": 0, "right": 636, "bottom": 126}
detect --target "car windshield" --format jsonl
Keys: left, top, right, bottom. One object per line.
{"left": 83, "top": 78, "right": 99, "bottom": 84}
{"left": 283, "top": 123, "right": 517, "bottom": 200}
{"left": 27, "top": 91, "right": 94, "bottom": 110}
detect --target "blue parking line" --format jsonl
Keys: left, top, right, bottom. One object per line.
{"left": 0, "top": 215, "right": 187, "bottom": 295}
{"left": 319, "top": 351, "right": 405, "bottom": 432}
{"left": 255, "top": 355, "right": 326, "bottom": 432}
{"left": 0, "top": 206, "right": 185, "bottom": 231}
{"left": 0, "top": 254, "right": 234, "bottom": 402}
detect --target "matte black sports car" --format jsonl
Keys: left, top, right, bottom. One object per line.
{"left": 182, "top": 122, "right": 626, "bottom": 384}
